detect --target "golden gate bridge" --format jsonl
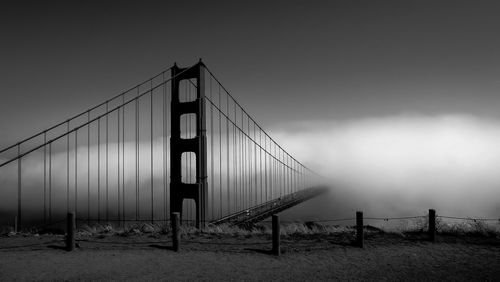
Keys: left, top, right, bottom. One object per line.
{"left": 0, "top": 60, "right": 324, "bottom": 228}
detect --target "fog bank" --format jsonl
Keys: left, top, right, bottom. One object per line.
{"left": 274, "top": 114, "right": 500, "bottom": 220}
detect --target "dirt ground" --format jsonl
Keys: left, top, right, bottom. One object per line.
{"left": 0, "top": 232, "right": 499, "bottom": 281}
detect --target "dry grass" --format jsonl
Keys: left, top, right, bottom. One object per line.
{"left": 73, "top": 222, "right": 356, "bottom": 238}
{"left": 438, "top": 218, "right": 500, "bottom": 236}
{"left": 375, "top": 216, "right": 500, "bottom": 238}
{"left": 2, "top": 216, "right": 499, "bottom": 238}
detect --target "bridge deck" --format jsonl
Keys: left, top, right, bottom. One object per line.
{"left": 210, "top": 187, "right": 327, "bottom": 226}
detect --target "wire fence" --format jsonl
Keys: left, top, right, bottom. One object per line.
{"left": 2, "top": 213, "right": 499, "bottom": 231}
{"left": 1, "top": 212, "right": 499, "bottom": 252}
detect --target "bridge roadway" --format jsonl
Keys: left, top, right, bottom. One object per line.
{"left": 209, "top": 186, "right": 328, "bottom": 227}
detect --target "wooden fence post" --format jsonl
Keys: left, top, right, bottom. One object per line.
{"left": 356, "top": 211, "right": 364, "bottom": 248}
{"left": 429, "top": 209, "right": 436, "bottom": 242}
{"left": 66, "top": 212, "right": 75, "bottom": 251}
{"left": 172, "top": 212, "right": 180, "bottom": 252}
{"left": 272, "top": 215, "right": 280, "bottom": 256}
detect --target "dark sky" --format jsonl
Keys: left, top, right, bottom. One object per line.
{"left": 2, "top": 0, "right": 500, "bottom": 146}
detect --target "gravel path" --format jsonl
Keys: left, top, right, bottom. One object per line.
{"left": 0, "top": 233, "right": 499, "bottom": 281}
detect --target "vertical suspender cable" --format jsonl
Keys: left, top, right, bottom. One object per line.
{"left": 241, "top": 113, "right": 244, "bottom": 208}
{"left": 87, "top": 112, "right": 90, "bottom": 223}
{"left": 233, "top": 104, "right": 237, "bottom": 212}
{"left": 278, "top": 146, "right": 280, "bottom": 197}
{"left": 254, "top": 122, "right": 257, "bottom": 206}
{"left": 271, "top": 142, "right": 273, "bottom": 200}
{"left": 166, "top": 79, "right": 170, "bottom": 222}
{"left": 67, "top": 121, "right": 70, "bottom": 215}
{"left": 238, "top": 113, "right": 241, "bottom": 209}
{"left": 235, "top": 108, "right": 238, "bottom": 210}
{"left": 275, "top": 142, "right": 277, "bottom": 199}
{"left": 122, "top": 95, "right": 126, "bottom": 220}
{"left": 284, "top": 152, "right": 290, "bottom": 194}
{"left": 270, "top": 140, "right": 273, "bottom": 200}
{"left": 277, "top": 148, "right": 279, "bottom": 198}
{"left": 106, "top": 102, "right": 109, "bottom": 222}
{"left": 281, "top": 153, "right": 288, "bottom": 196}
{"left": 264, "top": 135, "right": 267, "bottom": 203}
{"left": 254, "top": 123, "right": 257, "bottom": 205}
{"left": 226, "top": 93, "right": 230, "bottom": 214}
{"left": 97, "top": 117, "right": 101, "bottom": 222}
{"left": 269, "top": 141, "right": 274, "bottom": 200}
{"left": 248, "top": 119, "right": 251, "bottom": 207}
{"left": 118, "top": 107, "right": 121, "bottom": 222}
{"left": 245, "top": 118, "right": 248, "bottom": 207}
{"left": 259, "top": 129, "right": 262, "bottom": 204}
{"left": 243, "top": 116, "right": 246, "bottom": 207}
{"left": 295, "top": 162, "right": 298, "bottom": 192}
{"left": 210, "top": 76, "right": 214, "bottom": 220}
{"left": 288, "top": 155, "right": 290, "bottom": 195}
{"left": 150, "top": 80, "right": 154, "bottom": 223}
{"left": 291, "top": 161, "right": 293, "bottom": 193}
{"left": 233, "top": 105, "right": 236, "bottom": 212}
{"left": 75, "top": 130, "right": 78, "bottom": 218}
{"left": 136, "top": 88, "right": 139, "bottom": 220}
{"left": 287, "top": 155, "right": 289, "bottom": 195}
{"left": 218, "top": 83, "right": 222, "bottom": 217}
{"left": 273, "top": 144, "right": 275, "bottom": 199}
{"left": 284, "top": 153, "right": 287, "bottom": 196}
{"left": 249, "top": 119, "right": 252, "bottom": 206}
{"left": 17, "top": 144, "right": 21, "bottom": 227}
{"left": 240, "top": 110, "right": 243, "bottom": 209}
{"left": 284, "top": 153, "right": 286, "bottom": 196}
{"left": 235, "top": 109, "right": 239, "bottom": 210}
{"left": 248, "top": 118, "right": 252, "bottom": 206}
{"left": 243, "top": 115, "right": 246, "bottom": 207}
{"left": 290, "top": 157, "right": 293, "bottom": 194}
{"left": 49, "top": 142, "right": 52, "bottom": 222}
{"left": 249, "top": 122, "right": 252, "bottom": 206}
{"left": 272, "top": 141, "right": 275, "bottom": 199}
{"left": 279, "top": 149, "right": 282, "bottom": 198}
{"left": 252, "top": 124, "right": 255, "bottom": 205}
{"left": 304, "top": 167, "right": 306, "bottom": 188}
{"left": 43, "top": 132, "right": 47, "bottom": 224}
{"left": 283, "top": 152, "right": 285, "bottom": 196}
{"left": 245, "top": 117, "right": 248, "bottom": 208}
{"left": 281, "top": 150, "right": 284, "bottom": 197}
{"left": 296, "top": 163, "right": 298, "bottom": 192}
{"left": 162, "top": 72, "right": 167, "bottom": 221}
{"left": 274, "top": 143, "right": 276, "bottom": 199}
{"left": 167, "top": 78, "right": 170, "bottom": 222}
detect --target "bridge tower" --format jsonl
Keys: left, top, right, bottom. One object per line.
{"left": 170, "top": 61, "right": 208, "bottom": 228}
